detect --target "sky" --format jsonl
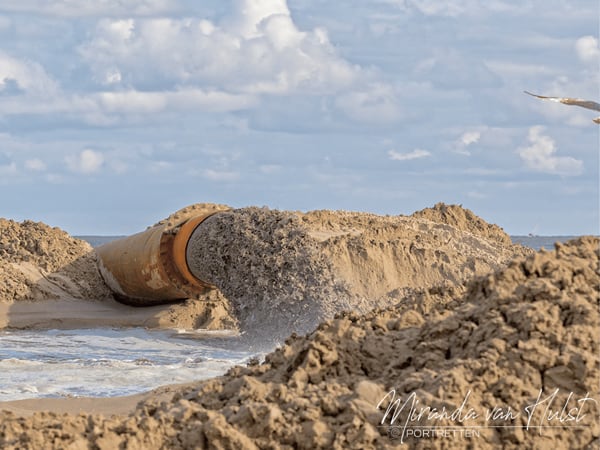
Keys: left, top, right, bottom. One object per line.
{"left": 0, "top": 0, "right": 598, "bottom": 235}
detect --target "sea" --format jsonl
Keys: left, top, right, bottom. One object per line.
{"left": 0, "top": 235, "right": 581, "bottom": 402}
{"left": 0, "top": 329, "right": 252, "bottom": 401}
{"left": 510, "top": 235, "right": 579, "bottom": 251}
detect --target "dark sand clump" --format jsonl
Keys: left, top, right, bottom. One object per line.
{"left": 1, "top": 237, "right": 597, "bottom": 449}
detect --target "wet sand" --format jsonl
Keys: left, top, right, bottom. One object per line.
{"left": 0, "top": 298, "right": 172, "bottom": 330}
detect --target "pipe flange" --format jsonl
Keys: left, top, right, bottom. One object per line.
{"left": 160, "top": 212, "right": 222, "bottom": 298}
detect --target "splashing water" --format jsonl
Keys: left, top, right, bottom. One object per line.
{"left": 0, "top": 328, "right": 254, "bottom": 401}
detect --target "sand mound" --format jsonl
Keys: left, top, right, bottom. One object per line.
{"left": 186, "top": 206, "right": 531, "bottom": 344}
{"left": 1, "top": 237, "right": 596, "bottom": 449}
{"left": 299, "top": 208, "right": 529, "bottom": 300}
{"left": 412, "top": 202, "right": 513, "bottom": 247}
{"left": 150, "top": 290, "right": 238, "bottom": 331}
{"left": 0, "top": 219, "right": 112, "bottom": 303}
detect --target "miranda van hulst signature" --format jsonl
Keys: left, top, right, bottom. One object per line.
{"left": 524, "top": 389, "right": 597, "bottom": 433}
{"left": 376, "top": 388, "right": 598, "bottom": 443}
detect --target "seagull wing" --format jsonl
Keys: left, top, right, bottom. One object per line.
{"left": 556, "top": 98, "right": 600, "bottom": 111}
{"left": 524, "top": 91, "right": 600, "bottom": 112}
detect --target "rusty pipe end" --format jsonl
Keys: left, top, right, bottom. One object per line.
{"left": 96, "top": 209, "right": 228, "bottom": 305}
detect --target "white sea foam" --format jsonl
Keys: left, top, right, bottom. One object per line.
{"left": 0, "top": 328, "right": 254, "bottom": 401}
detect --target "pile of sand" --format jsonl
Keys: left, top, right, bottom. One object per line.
{"left": 412, "top": 202, "right": 513, "bottom": 247}
{"left": 1, "top": 237, "right": 596, "bottom": 449}
{"left": 0, "top": 219, "right": 112, "bottom": 303}
{"left": 186, "top": 205, "right": 531, "bottom": 344}
{"left": 150, "top": 290, "right": 238, "bottom": 331}
{"left": 302, "top": 205, "right": 529, "bottom": 300}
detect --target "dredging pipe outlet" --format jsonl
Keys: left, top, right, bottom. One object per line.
{"left": 95, "top": 212, "right": 224, "bottom": 306}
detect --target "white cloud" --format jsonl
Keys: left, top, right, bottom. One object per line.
{"left": 460, "top": 131, "right": 481, "bottom": 146}
{"left": 79, "top": 4, "right": 361, "bottom": 96}
{"left": 388, "top": 148, "right": 431, "bottom": 161}
{"left": 0, "top": 85, "right": 257, "bottom": 123}
{"left": 0, "top": 1, "right": 397, "bottom": 126}
{"left": 24, "top": 158, "right": 46, "bottom": 171}
{"left": 0, "top": 0, "right": 176, "bottom": 17}
{"left": 517, "top": 126, "right": 583, "bottom": 176}
{"left": 227, "top": 0, "right": 293, "bottom": 39}
{"left": 65, "top": 149, "right": 104, "bottom": 174}
{"left": 96, "top": 89, "right": 256, "bottom": 114}
{"left": 0, "top": 50, "right": 58, "bottom": 96}
{"left": 454, "top": 130, "right": 481, "bottom": 155}
{"left": 575, "top": 35, "right": 600, "bottom": 64}
{"left": 103, "top": 68, "right": 122, "bottom": 85}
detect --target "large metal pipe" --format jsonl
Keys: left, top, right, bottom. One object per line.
{"left": 95, "top": 211, "right": 225, "bottom": 306}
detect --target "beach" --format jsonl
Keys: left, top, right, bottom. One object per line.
{"left": 0, "top": 203, "right": 598, "bottom": 449}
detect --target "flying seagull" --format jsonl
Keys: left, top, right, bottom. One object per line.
{"left": 524, "top": 91, "right": 600, "bottom": 124}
